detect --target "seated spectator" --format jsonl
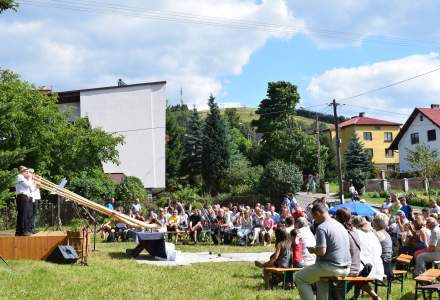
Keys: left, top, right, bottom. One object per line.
{"left": 381, "top": 197, "right": 392, "bottom": 211}
{"left": 105, "top": 198, "right": 115, "bottom": 210}
{"left": 284, "top": 216, "right": 295, "bottom": 234}
{"left": 295, "top": 217, "right": 316, "bottom": 266}
{"left": 430, "top": 200, "right": 440, "bottom": 214}
{"left": 178, "top": 207, "right": 188, "bottom": 230}
{"left": 157, "top": 209, "right": 167, "bottom": 232}
{"left": 254, "top": 228, "right": 292, "bottom": 268}
{"left": 372, "top": 213, "right": 394, "bottom": 282}
{"left": 237, "top": 209, "right": 253, "bottom": 246}
{"left": 167, "top": 210, "right": 180, "bottom": 233}
{"left": 415, "top": 217, "right": 440, "bottom": 275}
{"left": 188, "top": 209, "right": 203, "bottom": 243}
{"left": 279, "top": 206, "right": 291, "bottom": 225}
{"left": 290, "top": 229, "right": 304, "bottom": 268}
{"left": 389, "top": 193, "right": 402, "bottom": 216}
{"left": 422, "top": 208, "right": 430, "bottom": 220}
{"left": 131, "top": 199, "right": 142, "bottom": 214}
{"left": 127, "top": 209, "right": 135, "bottom": 219}
{"left": 261, "top": 211, "right": 274, "bottom": 246}
{"left": 292, "top": 203, "right": 305, "bottom": 220}
{"left": 270, "top": 206, "right": 280, "bottom": 228}
{"left": 135, "top": 212, "right": 145, "bottom": 222}
{"left": 399, "top": 196, "right": 413, "bottom": 221}
{"left": 251, "top": 207, "right": 264, "bottom": 245}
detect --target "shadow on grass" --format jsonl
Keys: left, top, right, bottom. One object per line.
{"left": 399, "top": 292, "right": 414, "bottom": 300}
{"left": 107, "top": 252, "right": 131, "bottom": 260}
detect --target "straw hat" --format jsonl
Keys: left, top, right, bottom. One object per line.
{"left": 18, "top": 166, "right": 28, "bottom": 174}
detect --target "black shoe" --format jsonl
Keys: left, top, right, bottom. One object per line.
{"left": 23, "top": 232, "right": 32, "bottom": 236}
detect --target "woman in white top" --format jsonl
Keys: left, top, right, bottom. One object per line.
{"left": 295, "top": 217, "right": 316, "bottom": 266}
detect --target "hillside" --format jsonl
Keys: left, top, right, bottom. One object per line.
{"left": 199, "top": 107, "right": 330, "bottom": 129}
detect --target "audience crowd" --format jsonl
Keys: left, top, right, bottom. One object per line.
{"left": 99, "top": 192, "right": 440, "bottom": 300}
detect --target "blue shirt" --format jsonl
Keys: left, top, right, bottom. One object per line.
{"left": 105, "top": 203, "right": 114, "bottom": 210}
{"left": 272, "top": 212, "right": 281, "bottom": 224}
{"left": 289, "top": 197, "right": 298, "bottom": 211}
{"left": 400, "top": 204, "right": 412, "bottom": 220}
{"left": 281, "top": 198, "right": 290, "bottom": 207}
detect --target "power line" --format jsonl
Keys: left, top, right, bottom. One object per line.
{"left": 19, "top": 0, "right": 440, "bottom": 49}
{"left": 336, "top": 65, "right": 440, "bottom": 103}
{"left": 342, "top": 103, "right": 409, "bottom": 117}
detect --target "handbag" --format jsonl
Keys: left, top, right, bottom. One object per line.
{"left": 347, "top": 230, "right": 373, "bottom": 277}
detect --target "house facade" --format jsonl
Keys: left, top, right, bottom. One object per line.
{"left": 328, "top": 113, "right": 401, "bottom": 172}
{"left": 389, "top": 105, "right": 440, "bottom": 173}
{"left": 57, "top": 81, "right": 166, "bottom": 190}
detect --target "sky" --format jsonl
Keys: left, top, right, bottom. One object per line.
{"left": 2, "top": 0, "right": 440, "bottom": 122}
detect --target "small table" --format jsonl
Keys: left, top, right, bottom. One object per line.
{"left": 126, "top": 231, "right": 167, "bottom": 259}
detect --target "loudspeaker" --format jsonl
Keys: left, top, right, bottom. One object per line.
{"left": 46, "top": 245, "right": 79, "bottom": 264}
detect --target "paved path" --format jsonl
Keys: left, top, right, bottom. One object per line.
{"left": 296, "top": 192, "right": 339, "bottom": 208}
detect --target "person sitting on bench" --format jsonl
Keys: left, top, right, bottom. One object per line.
{"left": 415, "top": 217, "right": 440, "bottom": 275}
{"left": 254, "top": 228, "right": 292, "bottom": 268}
{"left": 188, "top": 209, "right": 203, "bottom": 243}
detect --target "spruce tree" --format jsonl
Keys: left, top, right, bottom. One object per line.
{"left": 182, "top": 107, "right": 203, "bottom": 185}
{"left": 166, "top": 106, "right": 184, "bottom": 181}
{"left": 345, "top": 133, "right": 373, "bottom": 192}
{"left": 201, "top": 95, "right": 230, "bottom": 195}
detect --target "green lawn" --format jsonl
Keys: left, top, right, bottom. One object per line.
{"left": 0, "top": 240, "right": 418, "bottom": 299}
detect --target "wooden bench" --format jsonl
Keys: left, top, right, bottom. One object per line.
{"left": 433, "top": 260, "right": 440, "bottom": 269}
{"left": 373, "top": 270, "right": 407, "bottom": 300}
{"left": 263, "top": 267, "right": 302, "bottom": 290}
{"left": 415, "top": 269, "right": 440, "bottom": 299}
{"left": 166, "top": 230, "right": 189, "bottom": 244}
{"left": 396, "top": 254, "right": 413, "bottom": 271}
{"left": 415, "top": 283, "right": 440, "bottom": 300}
{"left": 322, "top": 276, "right": 377, "bottom": 300}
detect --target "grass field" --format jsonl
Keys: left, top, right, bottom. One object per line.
{"left": 0, "top": 239, "right": 418, "bottom": 300}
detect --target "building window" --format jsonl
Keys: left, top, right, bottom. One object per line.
{"left": 428, "top": 129, "right": 437, "bottom": 142}
{"left": 384, "top": 132, "right": 393, "bottom": 142}
{"left": 420, "top": 115, "right": 424, "bottom": 121}
{"left": 410, "top": 133, "right": 419, "bottom": 144}
{"left": 363, "top": 132, "right": 372, "bottom": 141}
{"left": 365, "top": 148, "right": 373, "bottom": 158}
{"left": 385, "top": 149, "right": 394, "bottom": 158}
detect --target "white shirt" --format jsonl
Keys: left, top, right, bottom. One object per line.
{"left": 15, "top": 174, "right": 33, "bottom": 197}
{"left": 298, "top": 226, "right": 316, "bottom": 266}
{"left": 29, "top": 178, "right": 41, "bottom": 201}
{"left": 357, "top": 229, "right": 385, "bottom": 280}
{"left": 131, "top": 203, "right": 141, "bottom": 213}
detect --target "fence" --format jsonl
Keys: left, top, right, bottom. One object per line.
{"left": 342, "top": 177, "right": 440, "bottom": 193}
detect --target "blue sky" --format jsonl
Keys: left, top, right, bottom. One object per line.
{"left": 2, "top": 0, "right": 440, "bottom": 122}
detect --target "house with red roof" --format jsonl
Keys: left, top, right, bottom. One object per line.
{"left": 389, "top": 104, "right": 440, "bottom": 173}
{"left": 328, "top": 112, "right": 401, "bottom": 173}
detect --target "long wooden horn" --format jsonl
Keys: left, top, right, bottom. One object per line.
{"left": 37, "top": 177, "right": 158, "bottom": 229}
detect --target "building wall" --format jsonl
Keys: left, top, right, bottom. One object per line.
{"left": 330, "top": 124, "right": 400, "bottom": 170}
{"left": 79, "top": 83, "right": 166, "bottom": 189}
{"left": 398, "top": 112, "right": 440, "bottom": 173}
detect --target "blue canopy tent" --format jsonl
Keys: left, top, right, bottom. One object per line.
{"left": 329, "top": 202, "right": 378, "bottom": 218}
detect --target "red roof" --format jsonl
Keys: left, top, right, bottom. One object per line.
{"left": 336, "top": 116, "right": 400, "bottom": 128}
{"left": 389, "top": 107, "right": 440, "bottom": 150}
{"left": 418, "top": 108, "right": 440, "bottom": 127}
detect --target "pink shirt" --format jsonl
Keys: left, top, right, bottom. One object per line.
{"left": 263, "top": 218, "right": 274, "bottom": 230}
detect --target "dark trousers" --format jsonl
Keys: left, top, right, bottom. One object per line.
{"left": 31, "top": 200, "right": 38, "bottom": 231}
{"left": 15, "top": 194, "right": 33, "bottom": 235}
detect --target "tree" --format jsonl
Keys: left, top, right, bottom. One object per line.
{"left": 345, "top": 133, "right": 373, "bottom": 192}
{"left": 406, "top": 144, "right": 440, "bottom": 195}
{"left": 181, "top": 107, "right": 203, "bottom": 185}
{"left": 259, "top": 160, "right": 303, "bottom": 199}
{"left": 0, "top": 69, "right": 123, "bottom": 200}
{"left": 115, "top": 176, "right": 147, "bottom": 202}
{"left": 224, "top": 108, "right": 241, "bottom": 129}
{"left": 201, "top": 94, "right": 230, "bottom": 195}
{"left": 166, "top": 105, "right": 184, "bottom": 181}
{"left": 69, "top": 169, "right": 115, "bottom": 202}
{"left": 0, "top": 0, "right": 18, "bottom": 13}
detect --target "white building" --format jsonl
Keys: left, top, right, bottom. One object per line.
{"left": 390, "top": 104, "right": 440, "bottom": 173}
{"left": 57, "top": 81, "right": 166, "bottom": 190}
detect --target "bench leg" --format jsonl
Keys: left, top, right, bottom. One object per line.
{"left": 263, "top": 269, "right": 271, "bottom": 290}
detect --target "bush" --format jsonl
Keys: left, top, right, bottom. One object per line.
{"left": 69, "top": 169, "right": 115, "bottom": 202}
{"left": 259, "top": 160, "right": 303, "bottom": 198}
{"left": 115, "top": 176, "right": 147, "bottom": 202}
{"left": 379, "top": 191, "right": 390, "bottom": 199}
{"left": 370, "top": 192, "right": 380, "bottom": 198}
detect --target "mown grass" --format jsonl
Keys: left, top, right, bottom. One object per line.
{"left": 0, "top": 240, "right": 417, "bottom": 299}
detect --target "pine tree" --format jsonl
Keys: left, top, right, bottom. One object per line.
{"left": 182, "top": 107, "right": 203, "bottom": 185}
{"left": 166, "top": 106, "right": 184, "bottom": 181}
{"left": 201, "top": 95, "right": 230, "bottom": 195}
{"left": 345, "top": 133, "right": 373, "bottom": 192}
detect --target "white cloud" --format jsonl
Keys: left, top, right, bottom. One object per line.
{"left": 307, "top": 53, "right": 440, "bottom": 122}
{"left": 287, "top": 0, "right": 440, "bottom": 47}
{"left": 0, "top": 0, "right": 301, "bottom": 109}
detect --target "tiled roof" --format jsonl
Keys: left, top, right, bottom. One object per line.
{"left": 418, "top": 108, "right": 440, "bottom": 128}
{"left": 336, "top": 116, "right": 400, "bottom": 128}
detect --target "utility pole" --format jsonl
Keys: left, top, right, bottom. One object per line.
{"left": 315, "top": 113, "right": 321, "bottom": 178}
{"left": 331, "top": 99, "right": 344, "bottom": 203}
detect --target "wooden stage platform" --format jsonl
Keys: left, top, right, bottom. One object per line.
{"left": 0, "top": 231, "right": 68, "bottom": 260}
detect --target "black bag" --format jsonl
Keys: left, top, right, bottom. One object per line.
{"left": 358, "top": 263, "right": 373, "bottom": 277}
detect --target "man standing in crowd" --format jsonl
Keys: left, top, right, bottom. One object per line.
{"left": 29, "top": 168, "right": 41, "bottom": 234}
{"left": 15, "top": 166, "right": 34, "bottom": 236}
{"left": 415, "top": 217, "right": 440, "bottom": 275}
{"left": 295, "top": 203, "right": 351, "bottom": 300}
{"left": 399, "top": 196, "right": 413, "bottom": 221}
{"left": 131, "top": 198, "right": 142, "bottom": 214}
{"left": 105, "top": 198, "right": 115, "bottom": 210}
